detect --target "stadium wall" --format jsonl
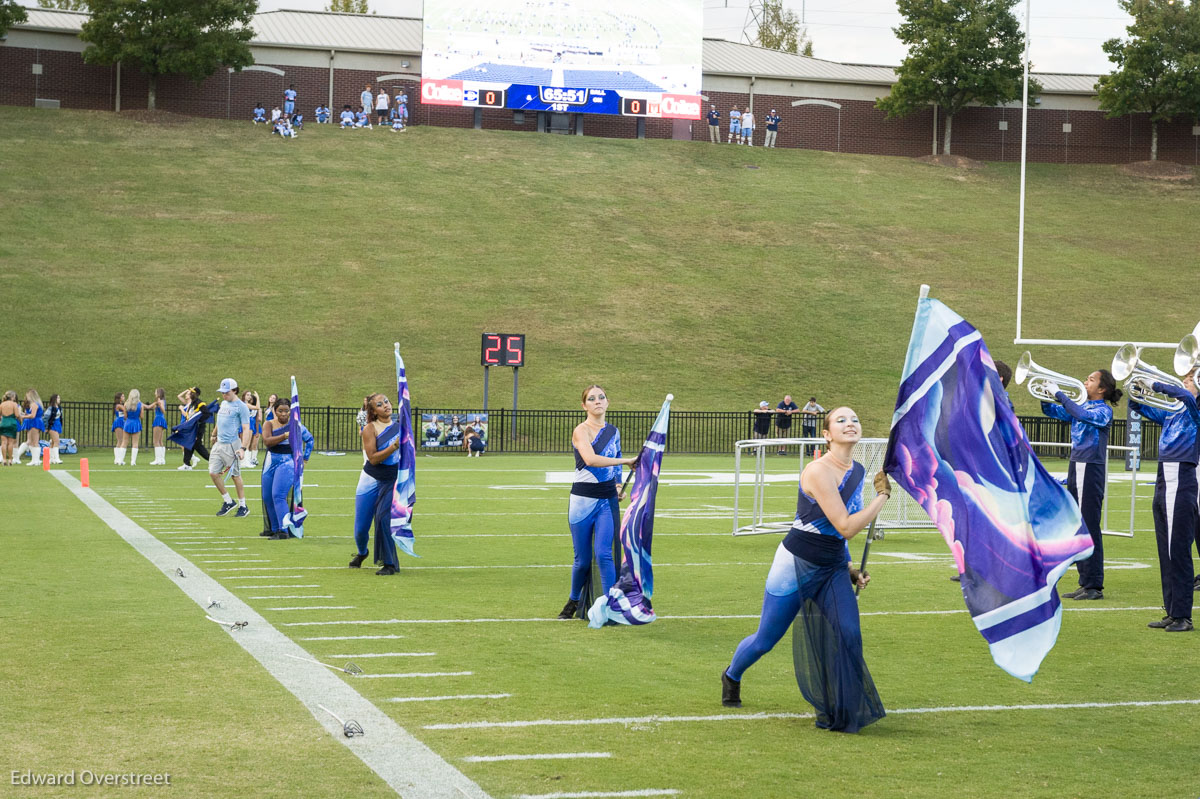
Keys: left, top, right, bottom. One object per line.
{"left": 4, "top": 29, "right": 1200, "bottom": 165}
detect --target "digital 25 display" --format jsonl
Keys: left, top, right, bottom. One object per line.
{"left": 481, "top": 333, "right": 526, "bottom": 367}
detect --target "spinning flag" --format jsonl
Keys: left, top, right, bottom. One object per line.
{"left": 282, "top": 375, "right": 308, "bottom": 538}
{"left": 883, "top": 289, "right": 1094, "bottom": 681}
{"left": 588, "top": 394, "right": 672, "bottom": 628}
{"left": 390, "top": 343, "right": 419, "bottom": 558}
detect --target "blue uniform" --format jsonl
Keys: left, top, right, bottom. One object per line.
{"left": 46, "top": 406, "right": 63, "bottom": 434}
{"left": 765, "top": 113, "right": 780, "bottom": 130}
{"left": 252, "top": 106, "right": 266, "bottom": 123}
{"left": 26, "top": 404, "right": 44, "bottom": 432}
{"left": 1042, "top": 393, "right": 1114, "bottom": 590}
{"left": 707, "top": 109, "right": 720, "bottom": 126}
{"left": 112, "top": 407, "right": 124, "bottom": 432}
{"left": 152, "top": 402, "right": 167, "bottom": 429}
{"left": 315, "top": 106, "right": 330, "bottom": 123}
{"left": 261, "top": 422, "right": 314, "bottom": 537}
{"left": 567, "top": 424, "right": 623, "bottom": 601}
{"left": 728, "top": 109, "right": 741, "bottom": 134}
{"left": 1132, "top": 383, "right": 1200, "bottom": 621}
{"left": 340, "top": 110, "right": 355, "bottom": 128}
{"left": 727, "top": 461, "right": 885, "bottom": 733}
{"left": 121, "top": 402, "right": 142, "bottom": 434}
{"left": 283, "top": 88, "right": 296, "bottom": 115}
{"left": 353, "top": 420, "right": 402, "bottom": 568}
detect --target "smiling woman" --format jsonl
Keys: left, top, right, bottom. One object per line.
{"left": 350, "top": 393, "right": 404, "bottom": 576}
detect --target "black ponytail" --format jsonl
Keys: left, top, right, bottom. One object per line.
{"left": 1097, "top": 369, "right": 1123, "bottom": 406}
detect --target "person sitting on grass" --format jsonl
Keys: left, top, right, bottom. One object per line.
{"left": 273, "top": 114, "right": 297, "bottom": 139}
{"left": 315, "top": 104, "right": 330, "bottom": 124}
{"left": 339, "top": 105, "right": 355, "bottom": 128}
{"left": 270, "top": 105, "right": 282, "bottom": 124}
{"left": 354, "top": 106, "right": 372, "bottom": 129}
{"left": 390, "top": 111, "right": 406, "bottom": 133}
{"left": 252, "top": 103, "right": 266, "bottom": 124}
{"left": 290, "top": 112, "right": 304, "bottom": 131}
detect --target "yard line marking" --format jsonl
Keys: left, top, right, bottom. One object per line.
{"left": 179, "top": 548, "right": 250, "bottom": 552}
{"left": 200, "top": 559, "right": 272, "bottom": 564}
{"left": 250, "top": 595, "right": 335, "bottom": 599}
{"left": 425, "top": 698, "right": 1200, "bottom": 731}
{"left": 301, "top": 635, "right": 407, "bottom": 641}
{"left": 359, "top": 671, "right": 472, "bottom": 679}
{"left": 328, "top": 652, "right": 436, "bottom": 658}
{"left": 462, "top": 753, "right": 610, "bottom": 763}
{"left": 238, "top": 584, "right": 323, "bottom": 589}
{"left": 513, "top": 787, "right": 676, "bottom": 791}
{"left": 280, "top": 606, "right": 1168, "bottom": 627}
{"left": 224, "top": 575, "right": 307, "bottom": 580}
{"left": 389, "top": 694, "right": 510, "bottom": 703}
{"left": 51, "top": 470, "right": 491, "bottom": 799}
{"left": 265, "top": 605, "right": 357, "bottom": 611}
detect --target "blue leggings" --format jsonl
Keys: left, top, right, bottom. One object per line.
{"left": 568, "top": 494, "right": 619, "bottom": 601}
{"left": 261, "top": 455, "right": 295, "bottom": 533}
{"left": 354, "top": 471, "right": 398, "bottom": 567}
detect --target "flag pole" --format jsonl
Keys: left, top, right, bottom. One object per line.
{"left": 856, "top": 519, "right": 880, "bottom": 597}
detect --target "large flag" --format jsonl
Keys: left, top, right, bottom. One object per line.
{"left": 588, "top": 394, "right": 672, "bottom": 628}
{"left": 282, "top": 375, "right": 308, "bottom": 538}
{"left": 883, "top": 289, "right": 1094, "bottom": 681}
{"left": 390, "top": 344, "right": 419, "bottom": 558}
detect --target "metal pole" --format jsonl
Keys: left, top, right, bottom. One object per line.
{"left": 511, "top": 367, "right": 518, "bottom": 440}
{"left": 483, "top": 365, "right": 489, "bottom": 410}
{"left": 1015, "top": 0, "right": 1031, "bottom": 343}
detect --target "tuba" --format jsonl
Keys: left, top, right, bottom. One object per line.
{"left": 1174, "top": 331, "right": 1200, "bottom": 382}
{"left": 1112, "top": 343, "right": 1184, "bottom": 412}
{"left": 1014, "top": 351, "right": 1087, "bottom": 403}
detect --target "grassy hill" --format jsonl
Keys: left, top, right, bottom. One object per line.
{"left": 2, "top": 107, "right": 1196, "bottom": 431}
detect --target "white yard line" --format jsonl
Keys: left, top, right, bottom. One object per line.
{"left": 426, "top": 699, "right": 1200, "bottom": 731}
{"left": 514, "top": 791, "right": 678, "bottom": 799}
{"left": 328, "top": 652, "right": 437, "bottom": 658}
{"left": 265, "top": 605, "right": 357, "bottom": 611}
{"left": 250, "top": 595, "right": 335, "bottom": 599}
{"left": 388, "top": 694, "right": 510, "bottom": 704}
{"left": 237, "top": 584, "right": 322, "bottom": 589}
{"left": 359, "top": 672, "right": 473, "bottom": 679}
{"left": 463, "top": 753, "right": 610, "bottom": 763}
{"left": 301, "top": 634, "right": 407, "bottom": 641}
{"left": 52, "top": 471, "right": 491, "bottom": 799}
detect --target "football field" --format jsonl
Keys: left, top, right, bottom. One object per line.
{"left": 4, "top": 453, "right": 1197, "bottom": 799}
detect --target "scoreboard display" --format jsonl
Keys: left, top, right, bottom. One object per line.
{"left": 422, "top": 0, "right": 702, "bottom": 120}
{"left": 481, "top": 333, "right": 526, "bottom": 367}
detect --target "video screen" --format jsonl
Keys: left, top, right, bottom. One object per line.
{"left": 421, "top": 0, "right": 703, "bottom": 119}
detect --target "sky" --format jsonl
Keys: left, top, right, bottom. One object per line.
{"left": 256, "top": 1, "right": 1134, "bottom": 76}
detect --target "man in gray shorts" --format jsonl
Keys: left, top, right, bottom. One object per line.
{"left": 209, "top": 378, "right": 252, "bottom": 518}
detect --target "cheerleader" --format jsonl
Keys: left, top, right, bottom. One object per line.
{"left": 242, "top": 390, "right": 262, "bottom": 467}
{"left": 123, "top": 389, "right": 144, "bottom": 466}
{"left": 112, "top": 392, "right": 127, "bottom": 464}
{"left": 556, "top": 385, "right": 637, "bottom": 620}
{"left": 44, "top": 394, "right": 63, "bottom": 464}
{"left": 1133, "top": 374, "right": 1200, "bottom": 632}
{"left": 349, "top": 392, "right": 404, "bottom": 576}
{"left": 722, "top": 407, "right": 890, "bottom": 733}
{"left": 260, "top": 397, "right": 314, "bottom": 540}
{"left": 147, "top": 388, "right": 168, "bottom": 465}
{"left": 1039, "top": 370, "right": 1122, "bottom": 600}
{"left": 0, "top": 390, "right": 20, "bottom": 465}
{"left": 15, "top": 389, "right": 44, "bottom": 466}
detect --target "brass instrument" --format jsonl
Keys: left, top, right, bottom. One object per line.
{"left": 1014, "top": 351, "right": 1087, "bottom": 403}
{"left": 1112, "top": 343, "right": 1185, "bottom": 412}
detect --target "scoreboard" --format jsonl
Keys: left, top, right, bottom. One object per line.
{"left": 481, "top": 333, "right": 525, "bottom": 367}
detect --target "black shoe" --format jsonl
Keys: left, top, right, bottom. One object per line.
{"left": 1072, "top": 588, "right": 1103, "bottom": 600}
{"left": 557, "top": 599, "right": 579, "bottom": 619}
{"left": 1165, "top": 617, "right": 1193, "bottom": 632}
{"left": 234, "top": 505, "right": 250, "bottom": 518}
{"left": 1062, "top": 587, "right": 1085, "bottom": 599}
{"left": 721, "top": 670, "right": 742, "bottom": 708}
{"left": 375, "top": 564, "right": 398, "bottom": 576}
{"left": 950, "top": 574, "right": 961, "bottom": 583}
{"left": 348, "top": 553, "right": 367, "bottom": 568}
{"left": 269, "top": 531, "right": 290, "bottom": 540}
{"left": 1148, "top": 615, "right": 1175, "bottom": 629}
{"left": 216, "top": 501, "right": 236, "bottom": 517}
{"left": 259, "top": 529, "right": 273, "bottom": 537}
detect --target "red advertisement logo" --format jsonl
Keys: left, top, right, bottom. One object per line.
{"left": 421, "top": 79, "right": 464, "bottom": 106}
{"left": 660, "top": 94, "right": 702, "bottom": 120}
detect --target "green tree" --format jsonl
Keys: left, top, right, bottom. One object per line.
{"left": 1098, "top": 0, "right": 1200, "bottom": 161}
{"left": 80, "top": 0, "right": 257, "bottom": 111}
{"left": 326, "top": 0, "right": 368, "bottom": 12}
{"left": 36, "top": 0, "right": 89, "bottom": 9}
{"left": 755, "top": 0, "right": 812, "bottom": 56}
{"left": 877, "top": 0, "right": 1038, "bottom": 156}
{"left": 0, "top": 0, "right": 29, "bottom": 38}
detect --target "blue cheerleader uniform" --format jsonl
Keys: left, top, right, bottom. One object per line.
{"left": 353, "top": 420, "right": 402, "bottom": 568}
{"left": 112, "top": 407, "right": 125, "bottom": 432}
{"left": 122, "top": 402, "right": 143, "bottom": 435}
{"left": 153, "top": 402, "right": 167, "bottom": 429}
{"left": 47, "top": 406, "right": 63, "bottom": 434}
{"left": 249, "top": 413, "right": 261, "bottom": 436}
{"left": 27, "top": 404, "right": 44, "bottom": 432}
{"left": 567, "top": 424, "right": 623, "bottom": 601}
{"left": 726, "top": 461, "right": 885, "bottom": 733}
{"left": 261, "top": 423, "right": 314, "bottom": 537}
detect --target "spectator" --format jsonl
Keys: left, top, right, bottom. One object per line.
{"left": 270, "top": 105, "right": 282, "bottom": 124}
{"left": 375, "top": 87, "right": 390, "bottom": 126}
{"left": 360, "top": 85, "right": 374, "bottom": 121}
{"left": 0, "top": 390, "right": 19, "bottom": 465}
{"left": 283, "top": 83, "right": 297, "bottom": 116}
{"left": 764, "top": 108, "right": 780, "bottom": 148}
{"left": 273, "top": 114, "right": 297, "bottom": 138}
{"left": 315, "top": 104, "right": 331, "bottom": 124}
{"left": 252, "top": 103, "right": 266, "bottom": 124}
{"left": 390, "top": 110, "right": 406, "bottom": 132}
{"left": 775, "top": 394, "right": 798, "bottom": 455}
{"left": 339, "top": 105, "right": 355, "bottom": 128}
{"left": 752, "top": 400, "right": 772, "bottom": 439}
{"left": 801, "top": 396, "right": 825, "bottom": 455}
{"left": 727, "top": 106, "right": 741, "bottom": 144}
{"left": 741, "top": 106, "right": 755, "bottom": 146}
{"left": 355, "top": 107, "right": 372, "bottom": 128}
{"left": 707, "top": 105, "right": 720, "bottom": 143}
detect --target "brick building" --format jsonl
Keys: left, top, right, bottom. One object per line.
{"left": 3, "top": 7, "right": 1198, "bottom": 164}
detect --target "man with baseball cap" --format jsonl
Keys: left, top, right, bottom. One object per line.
{"left": 210, "top": 378, "right": 252, "bottom": 518}
{"left": 752, "top": 400, "right": 773, "bottom": 439}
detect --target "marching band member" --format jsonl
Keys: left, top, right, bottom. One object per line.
{"left": 260, "top": 396, "right": 313, "bottom": 540}
{"left": 349, "top": 392, "right": 403, "bottom": 575}
{"left": 1038, "top": 370, "right": 1122, "bottom": 600}
{"left": 722, "top": 406, "right": 889, "bottom": 733}
{"left": 557, "top": 385, "right": 637, "bottom": 620}
{"left": 1132, "top": 373, "right": 1200, "bottom": 632}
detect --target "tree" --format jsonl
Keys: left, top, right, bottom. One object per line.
{"left": 80, "top": 0, "right": 257, "bottom": 111}
{"left": 0, "top": 0, "right": 29, "bottom": 38}
{"left": 877, "top": 0, "right": 1038, "bottom": 156}
{"left": 326, "top": 0, "right": 368, "bottom": 12}
{"left": 36, "top": 0, "right": 89, "bottom": 9}
{"left": 755, "top": 0, "right": 812, "bottom": 56}
{"left": 1097, "top": 0, "right": 1200, "bottom": 161}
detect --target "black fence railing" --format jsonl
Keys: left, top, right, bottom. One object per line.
{"left": 56, "top": 402, "right": 1161, "bottom": 460}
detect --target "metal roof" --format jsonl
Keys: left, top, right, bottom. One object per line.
{"left": 8, "top": 9, "right": 1100, "bottom": 95}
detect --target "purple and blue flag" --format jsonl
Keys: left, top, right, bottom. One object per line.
{"left": 883, "top": 291, "right": 1094, "bottom": 681}
{"left": 588, "top": 394, "right": 672, "bottom": 628}
{"left": 390, "top": 344, "right": 418, "bottom": 558}
{"left": 282, "top": 375, "right": 308, "bottom": 538}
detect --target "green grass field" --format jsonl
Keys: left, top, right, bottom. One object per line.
{"left": 2, "top": 107, "right": 1199, "bottom": 430}
{"left": 4, "top": 453, "right": 1196, "bottom": 798}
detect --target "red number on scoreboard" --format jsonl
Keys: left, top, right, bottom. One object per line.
{"left": 631, "top": 100, "right": 641, "bottom": 114}
{"left": 506, "top": 336, "right": 524, "bottom": 365}
{"left": 485, "top": 91, "right": 496, "bottom": 106}
{"left": 483, "top": 334, "right": 502, "bottom": 365}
